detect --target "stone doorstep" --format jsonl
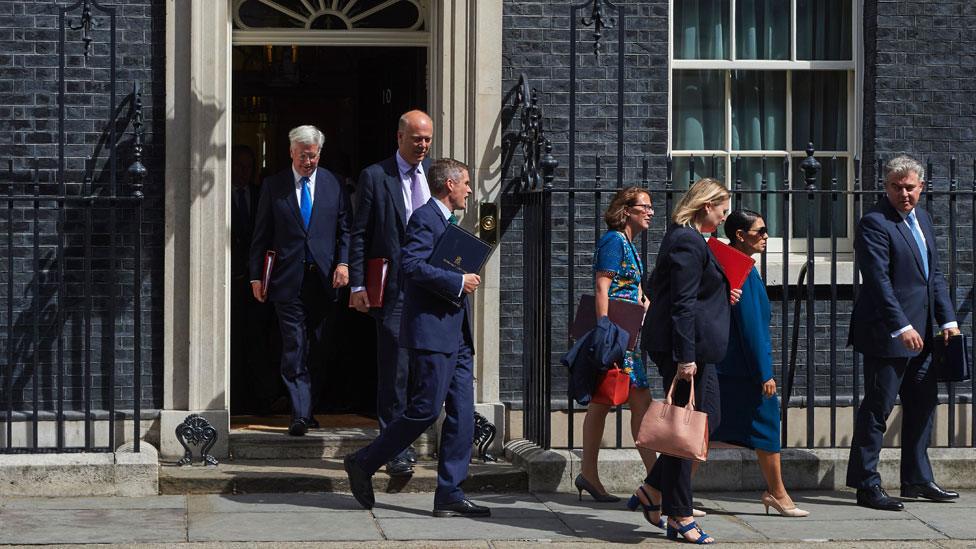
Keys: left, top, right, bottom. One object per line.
{"left": 159, "top": 458, "right": 528, "bottom": 495}
{"left": 504, "top": 438, "right": 976, "bottom": 493}
{"left": 228, "top": 427, "right": 438, "bottom": 460}
{"left": 0, "top": 442, "right": 159, "bottom": 497}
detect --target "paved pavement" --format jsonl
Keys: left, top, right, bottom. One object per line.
{"left": 1, "top": 489, "right": 974, "bottom": 547}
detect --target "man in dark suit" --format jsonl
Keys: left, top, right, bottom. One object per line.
{"left": 848, "top": 155, "right": 961, "bottom": 510}
{"left": 348, "top": 110, "right": 433, "bottom": 477}
{"left": 249, "top": 125, "right": 351, "bottom": 436}
{"left": 344, "top": 158, "right": 490, "bottom": 518}
{"left": 231, "top": 145, "right": 280, "bottom": 414}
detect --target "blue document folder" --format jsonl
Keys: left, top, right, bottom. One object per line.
{"left": 427, "top": 223, "right": 493, "bottom": 304}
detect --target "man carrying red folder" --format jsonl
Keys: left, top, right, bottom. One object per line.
{"left": 249, "top": 125, "right": 351, "bottom": 437}
{"left": 347, "top": 110, "right": 433, "bottom": 476}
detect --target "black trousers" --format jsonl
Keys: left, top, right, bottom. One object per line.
{"left": 645, "top": 355, "right": 721, "bottom": 517}
{"left": 374, "top": 291, "right": 413, "bottom": 460}
{"left": 274, "top": 266, "right": 330, "bottom": 421}
{"left": 846, "top": 351, "right": 937, "bottom": 489}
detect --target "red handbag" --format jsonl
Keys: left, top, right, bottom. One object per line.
{"left": 591, "top": 364, "right": 630, "bottom": 406}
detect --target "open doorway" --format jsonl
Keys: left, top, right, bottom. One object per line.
{"left": 229, "top": 45, "right": 428, "bottom": 425}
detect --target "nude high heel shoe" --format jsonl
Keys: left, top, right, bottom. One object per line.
{"left": 761, "top": 491, "right": 810, "bottom": 517}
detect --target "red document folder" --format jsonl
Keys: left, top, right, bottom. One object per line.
{"left": 707, "top": 237, "right": 755, "bottom": 290}
{"left": 365, "top": 257, "right": 390, "bottom": 308}
{"left": 260, "top": 250, "right": 276, "bottom": 296}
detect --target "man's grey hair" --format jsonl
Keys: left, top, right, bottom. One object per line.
{"left": 885, "top": 155, "right": 925, "bottom": 184}
{"left": 288, "top": 125, "right": 325, "bottom": 149}
{"left": 428, "top": 158, "right": 470, "bottom": 196}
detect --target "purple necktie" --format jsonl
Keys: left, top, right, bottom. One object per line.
{"left": 410, "top": 167, "right": 426, "bottom": 213}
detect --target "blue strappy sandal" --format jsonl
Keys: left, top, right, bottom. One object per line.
{"left": 626, "top": 486, "right": 665, "bottom": 529}
{"left": 666, "top": 519, "right": 714, "bottom": 544}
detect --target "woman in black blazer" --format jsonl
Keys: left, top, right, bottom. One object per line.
{"left": 633, "top": 178, "right": 735, "bottom": 544}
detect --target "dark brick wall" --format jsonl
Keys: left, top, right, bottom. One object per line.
{"left": 500, "top": 0, "right": 670, "bottom": 406}
{"left": 0, "top": 1, "right": 165, "bottom": 412}
{"left": 500, "top": 0, "right": 976, "bottom": 409}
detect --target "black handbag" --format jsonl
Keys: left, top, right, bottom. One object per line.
{"left": 933, "top": 333, "right": 971, "bottom": 382}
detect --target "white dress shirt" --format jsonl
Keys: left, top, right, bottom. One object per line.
{"left": 292, "top": 166, "right": 315, "bottom": 208}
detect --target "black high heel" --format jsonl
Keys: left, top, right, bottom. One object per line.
{"left": 574, "top": 473, "right": 621, "bottom": 502}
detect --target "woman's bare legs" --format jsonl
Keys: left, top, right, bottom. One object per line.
{"left": 757, "top": 449, "right": 788, "bottom": 500}
{"left": 581, "top": 401, "right": 612, "bottom": 492}
{"left": 628, "top": 388, "right": 657, "bottom": 473}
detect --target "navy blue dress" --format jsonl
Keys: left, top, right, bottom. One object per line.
{"left": 712, "top": 267, "right": 781, "bottom": 452}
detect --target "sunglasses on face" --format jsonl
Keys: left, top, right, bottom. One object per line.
{"left": 628, "top": 203, "right": 654, "bottom": 212}
{"left": 746, "top": 226, "right": 768, "bottom": 236}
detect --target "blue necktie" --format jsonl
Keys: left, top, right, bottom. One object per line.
{"left": 299, "top": 177, "right": 312, "bottom": 229}
{"left": 907, "top": 211, "right": 928, "bottom": 278}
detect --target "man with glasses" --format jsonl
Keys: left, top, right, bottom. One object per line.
{"left": 847, "top": 155, "right": 960, "bottom": 510}
{"left": 250, "top": 125, "right": 351, "bottom": 436}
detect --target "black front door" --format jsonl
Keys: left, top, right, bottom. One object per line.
{"left": 230, "top": 45, "right": 428, "bottom": 417}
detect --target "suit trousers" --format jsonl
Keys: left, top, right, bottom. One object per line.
{"left": 846, "top": 352, "right": 937, "bottom": 489}
{"left": 645, "top": 356, "right": 721, "bottom": 517}
{"left": 273, "top": 266, "right": 329, "bottom": 421}
{"left": 374, "top": 291, "right": 412, "bottom": 460}
{"left": 356, "top": 334, "right": 475, "bottom": 505}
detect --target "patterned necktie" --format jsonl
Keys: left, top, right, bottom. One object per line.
{"left": 299, "top": 176, "right": 312, "bottom": 229}
{"left": 907, "top": 210, "right": 928, "bottom": 278}
{"left": 448, "top": 214, "right": 458, "bottom": 225}
{"left": 410, "top": 167, "right": 426, "bottom": 213}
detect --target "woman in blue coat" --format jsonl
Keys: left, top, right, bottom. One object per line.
{"left": 712, "top": 210, "right": 808, "bottom": 517}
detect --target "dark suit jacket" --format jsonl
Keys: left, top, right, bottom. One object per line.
{"left": 232, "top": 184, "right": 259, "bottom": 279}
{"left": 849, "top": 199, "right": 955, "bottom": 358}
{"left": 641, "top": 224, "right": 731, "bottom": 365}
{"left": 348, "top": 155, "right": 432, "bottom": 316}
{"left": 398, "top": 199, "right": 474, "bottom": 354}
{"left": 249, "top": 166, "right": 350, "bottom": 302}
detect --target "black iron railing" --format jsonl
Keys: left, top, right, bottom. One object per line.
{"left": 514, "top": 147, "right": 976, "bottom": 451}
{"left": 0, "top": 0, "right": 146, "bottom": 454}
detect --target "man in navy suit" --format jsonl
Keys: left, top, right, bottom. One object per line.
{"left": 848, "top": 155, "right": 961, "bottom": 510}
{"left": 249, "top": 125, "right": 351, "bottom": 436}
{"left": 348, "top": 110, "right": 433, "bottom": 477}
{"left": 344, "top": 158, "right": 490, "bottom": 518}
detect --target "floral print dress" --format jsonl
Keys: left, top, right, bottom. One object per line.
{"left": 593, "top": 230, "right": 649, "bottom": 388}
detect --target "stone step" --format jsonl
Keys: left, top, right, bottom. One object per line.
{"left": 159, "top": 458, "right": 527, "bottom": 495}
{"left": 228, "top": 427, "right": 438, "bottom": 460}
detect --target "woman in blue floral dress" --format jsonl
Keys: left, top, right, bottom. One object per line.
{"left": 575, "top": 187, "right": 657, "bottom": 504}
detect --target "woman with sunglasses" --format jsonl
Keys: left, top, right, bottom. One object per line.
{"left": 575, "top": 186, "right": 658, "bottom": 503}
{"left": 637, "top": 178, "right": 737, "bottom": 544}
{"left": 712, "top": 210, "right": 809, "bottom": 517}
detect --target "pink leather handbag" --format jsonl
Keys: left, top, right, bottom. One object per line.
{"left": 636, "top": 376, "right": 709, "bottom": 462}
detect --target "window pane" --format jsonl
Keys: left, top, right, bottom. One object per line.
{"left": 673, "top": 70, "right": 725, "bottom": 150}
{"left": 674, "top": 0, "right": 730, "bottom": 60}
{"left": 796, "top": 0, "right": 852, "bottom": 60}
{"left": 732, "top": 71, "right": 786, "bottom": 150}
{"left": 791, "top": 158, "right": 848, "bottom": 238}
{"left": 735, "top": 0, "right": 789, "bottom": 60}
{"left": 731, "top": 157, "right": 787, "bottom": 238}
{"left": 792, "top": 71, "right": 847, "bottom": 150}
{"left": 670, "top": 156, "right": 726, "bottom": 192}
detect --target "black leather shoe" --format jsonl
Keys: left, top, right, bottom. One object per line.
{"left": 856, "top": 485, "right": 904, "bottom": 511}
{"left": 432, "top": 498, "right": 491, "bottom": 518}
{"left": 404, "top": 447, "right": 418, "bottom": 464}
{"left": 901, "top": 482, "right": 959, "bottom": 501}
{"left": 343, "top": 455, "right": 375, "bottom": 510}
{"left": 386, "top": 457, "right": 414, "bottom": 478}
{"left": 288, "top": 418, "right": 308, "bottom": 436}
